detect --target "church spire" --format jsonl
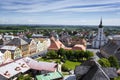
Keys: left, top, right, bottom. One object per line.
{"left": 99, "top": 18, "right": 103, "bottom": 28}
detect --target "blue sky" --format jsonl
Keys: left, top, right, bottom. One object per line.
{"left": 0, "top": 0, "right": 120, "bottom": 25}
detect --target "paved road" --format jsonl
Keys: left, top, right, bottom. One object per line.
{"left": 29, "top": 49, "right": 48, "bottom": 59}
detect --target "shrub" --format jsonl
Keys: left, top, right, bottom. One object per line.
{"left": 62, "top": 64, "right": 70, "bottom": 72}
{"left": 98, "top": 58, "right": 111, "bottom": 67}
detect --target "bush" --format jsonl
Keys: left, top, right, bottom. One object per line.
{"left": 62, "top": 64, "right": 70, "bottom": 72}
{"left": 17, "top": 74, "right": 32, "bottom": 80}
{"left": 98, "top": 58, "right": 111, "bottom": 67}
{"left": 46, "top": 50, "right": 58, "bottom": 59}
{"left": 108, "top": 56, "right": 119, "bottom": 69}
{"left": 55, "top": 60, "right": 61, "bottom": 64}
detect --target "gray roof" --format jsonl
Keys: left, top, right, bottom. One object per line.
{"left": 7, "top": 38, "right": 28, "bottom": 46}
{"left": 75, "top": 66, "right": 90, "bottom": 76}
{"left": 102, "top": 68, "right": 118, "bottom": 78}
{"left": 100, "top": 40, "right": 120, "bottom": 61}
{"left": 23, "top": 38, "right": 32, "bottom": 44}
{"left": 100, "top": 40, "right": 119, "bottom": 58}
{"left": 75, "top": 59, "right": 118, "bottom": 80}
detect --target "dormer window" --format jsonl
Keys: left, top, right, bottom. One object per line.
{"left": 15, "top": 67, "right": 21, "bottom": 71}
{"left": 4, "top": 71, "right": 10, "bottom": 76}
{"left": 21, "top": 63, "right": 27, "bottom": 68}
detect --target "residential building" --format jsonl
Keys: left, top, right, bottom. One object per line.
{"left": 0, "top": 51, "right": 4, "bottom": 64}
{"left": 0, "top": 45, "right": 22, "bottom": 59}
{"left": 74, "top": 58, "right": 118, "bottom": 80}
{"left": 0, "top": 58, "right": 30, "bottom": 80}
{"left": 23, "top": 57, "right": 59, "bottom": 72}
{"left": 49, "top": 36, "right": 86, "bottom": 51}
{"left": 48, "top": 36, "right": 65, "bottom": 51}
{"left": 34, "top": 38, "right": 50, "bottom": 53}
{"left": 2, "top": 50, "right": 12, "bottom": 61}
{"left": 4, "top": 35, "right": 14, "bottom": 41}
{"left": 72, "top": 44, "right": 86, "bottom": 51}
{"left": 7, "top": 38, "right": 29, "bottom": 57}
{"left": 23, "top": 38, "right": 37, "bottom": 55}
{"left": 36, "top": 71, "right": 63, "bottom": 80}
{"left": 92, "top": 19, "right": 107, "bottom": 48}
{"left": 100, "top": 35, "right": 120, "bottom": 62}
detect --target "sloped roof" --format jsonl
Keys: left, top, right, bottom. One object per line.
{"left": 0, "top": 45, "right": 17, "bottom": 51}
{"left": 102, "top": 68, "right": 118, "bottom": 78}
{"left": 100, "top": 40, "right": 120, "bottom": 58}
{"left": 100, "top": 39, "right": 120, "bottom": 62}
{"left": 36, "top": 72, "right": 63, "bottom": 80}
{"left": 72, "top": 44, "right": 86, "bottom": 51}
{"left": 7, "top": 38, "right": 28, "bottom": 46}
{"left": 75, "top": 59, "right": 118, "bottom": 80}
{"left": 23, "top": 57, "right": 57, "bottom": 72}
{"left": 23, "top": 38, "right": 32, "bottom": 44}
{"left": 0, "top": 58, "right": 30, "bottom": 79}
{"left": 48, "top": 37, "right": 65, "bottom": 50}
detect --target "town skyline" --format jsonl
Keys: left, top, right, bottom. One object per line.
{"left": 0, "top": 0, "right": 120, "bottom": 25}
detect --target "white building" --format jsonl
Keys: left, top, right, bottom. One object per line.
{"left": 0, "top": 51, "right": 3, "bottom": 64}
{"left": 92, "top": 19, "right": 107, "bottom": 48}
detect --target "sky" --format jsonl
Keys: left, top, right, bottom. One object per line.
{"left": 0, "top": 0, "right": 120, "bottom": 25}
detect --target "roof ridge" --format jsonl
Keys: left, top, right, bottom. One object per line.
{"left": 94, "top": 60, "right": 110, "bottom": 80}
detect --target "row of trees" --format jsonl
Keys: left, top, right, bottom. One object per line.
{"left": 46, "top": 48, "right": 94, "bottom": 62}
{"left": 98, "top": 56, "right": 119, "bottom": 69}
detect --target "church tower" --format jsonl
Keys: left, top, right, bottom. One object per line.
{"left": 92, "top": 19, "right": 107, "bottom": 48}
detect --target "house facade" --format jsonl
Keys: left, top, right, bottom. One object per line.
{"left": 7, "top": 38, "right": 29, "bottom": 57}
{"left": 0, "top": 51, "right": 4, "bottom": 64}
{"left": 13, "top": 48, "right": 22, "bottom": 59}
{"left": 3, "top": 50, "right": 12, "bottom": 61}
{"left": 29, "top": 39, "right": 37, "bottom": 54}
{"left": 0, "top": 45, "right": 22, "bottom": 60}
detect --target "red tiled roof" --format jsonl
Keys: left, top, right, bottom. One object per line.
{"left": 72, "top": 44, "right": 86, "bottom": 51}
{"left": 48, "top": 37, "right": 65, "bottom": 50}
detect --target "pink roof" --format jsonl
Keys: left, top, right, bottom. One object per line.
{"left": 23, "top": 57, "right": 57, "bottom": 72}
{"left": 72, "top": 44, "right": 86, "bottom": 51}
{"left": 0, "top": 58, "right": 30, "bottom": 79}
{"left": 48, "top": 37, "right": 65, "bottom": 50}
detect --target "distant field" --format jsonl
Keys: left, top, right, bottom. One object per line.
{"left": 0, "top": 30, "right": 24, "bottom": 33}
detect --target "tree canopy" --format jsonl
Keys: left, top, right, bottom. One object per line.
{"left": 108, "top": 56, "right": 119, "bottom": 69}
{"left": 98, "top": 58, "right": 111, "bottom": 67}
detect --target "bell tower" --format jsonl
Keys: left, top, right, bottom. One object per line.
{"left": 92, "top": 18, "right": 107, "bottom": 48}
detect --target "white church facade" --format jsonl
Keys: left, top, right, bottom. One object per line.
{"left": 92, "top": 19, "right": 108, "bottom": 48}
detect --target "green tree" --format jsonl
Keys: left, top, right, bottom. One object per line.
{"left": 108, "top": 56, "right": 119, "bottom": 69}
{"left": 46, "top": 50, "right": 58, "bottom": 59}
{"left": 57, "top": 48, "right": 66, "bottom": 57}
{"left": 26, "top": 33, "right": 32, "bottom": 38}
{"left": 84, "top": 50, "right": 94, "bottom": 59}
{"left": 98, "top": 58, "right": 111, "bottom": 67}
{"left": 17, "top": 74, "right": 32, "bottom": 80}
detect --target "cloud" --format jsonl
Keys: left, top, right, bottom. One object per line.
{"left": 0, "top": 0, "right": 120, "bottom": 13}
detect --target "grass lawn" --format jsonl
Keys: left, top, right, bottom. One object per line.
{"left": 63, "top": 60, "right": 81, "bottom": 70}
{"left": 36, "top": 57, "right": 81, "bottom": 70}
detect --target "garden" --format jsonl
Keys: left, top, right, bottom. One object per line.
{"left": 37, "top": 48, "right": 94, "bottom": 72}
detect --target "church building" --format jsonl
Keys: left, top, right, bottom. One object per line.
{"left": 92, "top": 19, "right": 107, "bottom": 48}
